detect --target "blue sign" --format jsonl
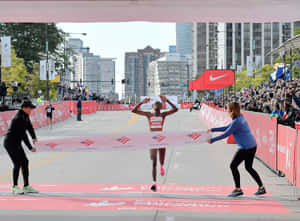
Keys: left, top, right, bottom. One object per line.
{"left": 169, "top": 45, "right": 176, "bottom": 53}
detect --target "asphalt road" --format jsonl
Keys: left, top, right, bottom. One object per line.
{"left": 0, "top": 110, "right": 299, "bottom": 221}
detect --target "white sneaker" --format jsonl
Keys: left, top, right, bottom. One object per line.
{"left": 12, "top": 186, "right": 24, "bottom": 195}
{"left": 23, "top": 185, "right": 39, "bottom": 194}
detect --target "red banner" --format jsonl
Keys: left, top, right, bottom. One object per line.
{"left": 189, "top": 70, "right": 235, "bottom": 90}
{"left": 277, "top": 125, "right": 297, "bottom": 184}
{"left": 180, "top": 103, "right": 193, "bottom": 109}
{"left": 243, "top": 112, "right": 277, "bottom": 171}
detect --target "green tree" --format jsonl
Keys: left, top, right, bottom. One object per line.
{"left": 29, "top": 64, "right": 58, "bottom": 100}
{"left": 1, "top": 49, "right": 58, "bottom": 99}
{"left": 1, "top": 23, "right": 64, "bottom": 73}
{"left": 235, "top": 64, "right": 274, "bottom": 91}
{"left": 295, "top": 27, "right": 300, "bottom": 36}
{"left": 1, "top": 48, "right": 28, "bottom": 95}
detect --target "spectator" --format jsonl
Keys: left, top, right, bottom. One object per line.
{"left": 209, "top": 78, "right": 300, "bottom": 128}
{"left": 270, "top": 103, "right": 284, "bottom": 120}
{"left": 77, "top": 97, "right": 82, "bottom": 121}
{"left": 277, "top": 101, "right": 300, "bottom": 128}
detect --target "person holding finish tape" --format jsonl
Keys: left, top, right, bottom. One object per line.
{"left": 4, "top": 100, "right": 39, "bottom": 195}
{"left": 207, "top": 102, "right": 266, "bottom": 197}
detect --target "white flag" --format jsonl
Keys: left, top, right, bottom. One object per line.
{"left": 246, "top": 56, "right": 253, "bottom": 76}
{"left": 1, "top": 36, "right": 11, "bottom": 67}
{"left": 48, "top": 59, "right": 56, "bottom": 80}
{"left": 40, "top": 60, "right": 47, "bottom": 80}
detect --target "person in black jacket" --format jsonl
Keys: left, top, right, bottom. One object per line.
{"left": 77, "top": 97, "right": 82, "bottom": 121}
{"left": 3, "top": 100, "right": 39, "bottom": 195}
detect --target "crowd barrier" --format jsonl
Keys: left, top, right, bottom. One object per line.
{"left": 199, "top": 103, "right": 300, "bottom": 189}
{"left": 0, "top": 101, "right": 72, "bottom": 136}
{"left": 69, "top": 101, "right": 97, "bottom": 115}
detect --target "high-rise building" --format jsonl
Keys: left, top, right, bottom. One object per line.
{"left": 83, "top": 53, "right": 101, "bottom": 94}
{"left": 68, "top": 38, "right": 89, "bottom": 88}
{"left": 218, "top": 22, "right": 295, "bottom": 72}
{"left": 192, "top": 22, "right": 297, "bottom": 78}
{"left": 67, "top": 38, "right": 84, "bottom": 54}
{"left": 72, "top": 53, "right": 84, "bottom": 87}
{"left": 176, "top": 23, "right": 193, "bottom": 58}
{"left": 99, "top": 58, "right": 116, "bottom": 96}
{"left": 192, "top": 23, "right": 218, "bottom": 79}
{"left": 68, "top": 38, "right": 116, "bottom": 96}
{"left": 125, "top": 46, "right": 164, "bottom": 97}
{"left": 147, "top": 53, "right": 190, "bottom": 100}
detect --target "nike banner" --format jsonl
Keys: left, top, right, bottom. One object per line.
{"left": 189, "top": 70, "right": 235, "bottom": 90}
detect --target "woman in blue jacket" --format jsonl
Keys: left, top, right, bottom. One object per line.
{"left": 208, "top": 102, "right": 266, "bottom": 197}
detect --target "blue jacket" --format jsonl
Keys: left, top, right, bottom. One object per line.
{"left": 210, "top": 115, "right": 256, "bottom": 150}
{"left": 271, "top": 110, "right": 284, "bottom": 117}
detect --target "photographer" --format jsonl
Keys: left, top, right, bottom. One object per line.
{"left": 0, "top": 81, "right": 8, "bottom": 105}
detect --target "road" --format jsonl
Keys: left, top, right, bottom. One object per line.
{"left": 0, "top": 110, "right": 299, "bottom": 221}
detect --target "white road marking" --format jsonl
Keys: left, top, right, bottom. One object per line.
{"left": 101, "top": 186, "right": 133, "bottom": 191}
{"left": 87, "top": 200, "right": 126, "bottom": 207}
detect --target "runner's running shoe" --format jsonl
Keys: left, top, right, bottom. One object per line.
{"left": 228, "top": 188, "right": 243, "bottom": 197}
{"left": 23, "top": 186, "right": 39, "bottom": 194}
{"left": 254, "top": 187, "right": 266, "bottom": 196}
{"left": 12, "top": 186, "right": 24, "bottom": 195}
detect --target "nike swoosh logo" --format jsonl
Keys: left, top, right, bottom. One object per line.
{"left": 209, "top": 74, "right": 226, "bottom": 81}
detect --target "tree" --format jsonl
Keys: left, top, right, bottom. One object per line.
{"left": 295, "top": 27, "right": 300, "bottom": 36}
{"left": 1, "top": 48, "right": 28, "bottom": 96}
{"left": 235, "top": 64, "right": 274, "bottom": 91}
{"left": 29, "top": 64, "right": 58, "bottom": 100}
{"left": 1, "top": 48, "right": 58, "bottom": 99}
{"left": 1, "top": 23, "right": 64, "bottom": 73}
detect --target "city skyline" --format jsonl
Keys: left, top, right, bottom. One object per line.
{"left": 59, "top": 22, "right": 176, "bottom": 96}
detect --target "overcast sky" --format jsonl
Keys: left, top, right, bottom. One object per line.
{"left": 58, "top": 22, "right": 176, "bottom": 95}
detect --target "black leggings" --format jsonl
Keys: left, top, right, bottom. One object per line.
{"left": 4, "top": 145, "right": 29, "bottom": 187}
{"left": 150, "top": 148, "right": 166, "bottom": 182}
{"left": 230, "top": 147, "right": 263, "bottom": 188}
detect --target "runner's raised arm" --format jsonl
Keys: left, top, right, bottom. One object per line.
{"left": 132, "top": 98, "right": 151, "bottom": 117}
{"left": 160, "top": 95, "right": 178, "bottom": 117}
